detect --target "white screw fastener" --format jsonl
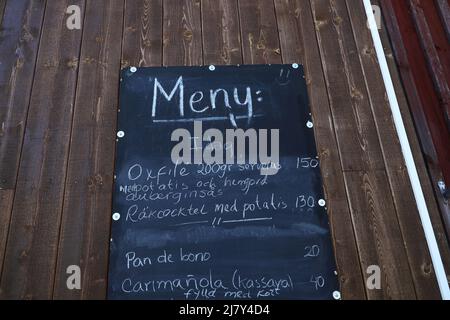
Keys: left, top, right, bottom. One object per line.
{"left": 306, "top": 121, "right": 313, "bottom": 128}
{"left": 130, "top": 66, "right": 137, "bottom": 73}
{"left": 292, "top": 63, "right": 299, "bottom": 69}
{"left": 117, "top": 131, "right": 125, "bottom": 138}
{"left": 333, "top": 291, "right": 341, "bottom": 300}
{"left": 112, "top": 212, "right": 121, "bottom": 221}
{"left": 209, "top": 65, "right": 216, "bottom": 71}
{"left": 318, "top": 199, "right": 326, "bottom": 207}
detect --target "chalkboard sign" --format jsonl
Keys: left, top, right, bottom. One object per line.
{"left": 108, "top": 64, "right": 340, "bottom": 300}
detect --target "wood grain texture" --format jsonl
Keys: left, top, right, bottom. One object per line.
{"left": 0, "top": 190, "right": 14, "bottom": 277}
{"left": 379, "top": 0, "right": 450, "bottom": 243}
{"left": 309, "top": 0, "right": 384, "bottom": 172}
{"left": 345, "top": 0, "right": 447, "bottom": 299}
{"left": 376, "top": 0, "right": 450, "bottom": 283}
{"left": 0, "top": 0, "right": 85, "bottom": 299}
{"left": 0, "top": 0, "right": 45, "bottom": 190}
{"left": 408, "top": 0, "right": 450, "bottom": 126}
{"left": 311, "top": 0, "right": 418, "bottom": 299}
{"left": 53, "top": 0, "right": 124, "bottom": 299}
{"left": 122, "top": 0, "right": 162, "bottom": 68}
{"left": 238, "top": 0, "right": 281, "bottom": 64}
{"left": 0, "top": 0, "right": 446, "bottom": 300}
{"left": 274, "top": 0, "right": 366, "bottom": 300}
{"left": 163, "top": 0, "right": 202, "bottom": 66}
{"left": 380, "top": 4, "right": 450, "bottom": 275}
{"left": 343, "top": 170, "right": 416, "bottom": 299}
{"left": 201, "top": 0, "right": 242, "bottom": 65}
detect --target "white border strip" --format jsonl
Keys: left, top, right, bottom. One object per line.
{"left": 363, "top": 0, "right": 450, "bottom": 299}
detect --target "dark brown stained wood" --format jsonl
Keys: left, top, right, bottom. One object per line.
{"left": 380, "top": 6, "right": 450, "bottom": 274}
{"left": 379, "top": 0, "right": 450, "bottom": 246}
{"left": 376, "top": 0, "right": 450, "bottom": 280}
{"left": 344, "top": 0, "right": 446, "bottom": 299}
{"left": 311, "top": 0, "right": 416, "bottom": 299}
{"left": 238, "top": 0, "right": 281, "bottom": 64}
{"left": 121, "top": 0, "right": 162, "bottom": 68}
{"left": 163, "top": 0, "right": 202, "bottom": 66}
{"left": 309, "top": 0, "right": 385, "bottom": 172}
{"left": 0, "top": 0, "right": 45, "bottom": 190}
{"left": 0, "top": 190, "right": 13, "bottom": 276}
{"left": 408, "top": 0, "right": 450, "bottom": 124}
{"left": 52, "top": 0, "right": 124, "bottom": 299}
{"left": 345, "top": 0, "right": 449, "bottom": 299}
{"left": 274, "top": 0, "right": 365, "bottom": 299}
{"left": 0, "top": 0, "right": 447, "bottom": 300}
{"left": 344, "top": 170, "right": 416, "bottom": 299}
{"left": 0, "top": 0, "right": 85, "bottom": 299}
{"left": 201, "top": 0, "right": 242, "bottom": 65}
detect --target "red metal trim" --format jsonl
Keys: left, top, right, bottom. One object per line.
{"left": 384, "top": 0, "right": 450, "bottom": 184}
{"left": 379, "top": 0, "right": 450, "bottom": 236}
{"left": 408, "top": 0, "right": 450, "bottom": 127}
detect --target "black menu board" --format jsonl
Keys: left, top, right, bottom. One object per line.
{"left": 108, "top": 64, "right": 340, "bottom": 300}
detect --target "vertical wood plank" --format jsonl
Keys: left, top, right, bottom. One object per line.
{"left": 274, "top": 0, "right": 366, "bottom": 299}
{"left": 378, "top": 0, "right": 449, "bottom": 219}
{"left": 53, "top": 0, "right": 124, "bottom": 299}
{"left": 238, "top": 0, "right": 281, "bottom": 64}
{"left": 382, "top": 0, "right": 450, "bottom": 209}
{"left": 377, "top": 1, "right": 450, "bottom": 275}
{"left": 201, "top": 0, "right": 242, "bottom": 65}
{"left": 310, "top": 0, "right": 416, "bottom": 298}
{"left": 0, "top": 0, "right": 85, "bottom": 299}
{"left": 309, "top": 0, "right": 385, "bottom": 172}
{"left": 0, "top": 0, "right": 46, "bottom": 190}
{"left": 380, "top": 0, "right": 450, "bottom": 249}
{"left": 345, "top": 0, "right": 447, "bottom": 299}
{"left": 163, "top": 0, "right": 202, "bottom": 66}
{"left": 343, "top": 170, "right": 416, "bottom": 299}
{"left": 121, "top": 0, "right": 162, "bottom": 68}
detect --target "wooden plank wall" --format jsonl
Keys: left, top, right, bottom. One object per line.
{"left": 379, "top": 0, "right": 450, "bottom": 239}
{"left": 0, "top": 0, "right": 448, "bottom": 300}
{"left": 0, "top": 0, "right": 46, "bottom": 288}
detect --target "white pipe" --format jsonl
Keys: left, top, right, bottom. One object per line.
{"left": 362, "top": 0, "right": 450, "bottom": 299}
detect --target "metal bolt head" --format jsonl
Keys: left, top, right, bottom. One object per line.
{"left": 306, "top": 121, "right": 314, "bottom": 128}
{"left": 117, "top": 131, "right": 125, "bottom": 138}
{"left": 130, "top": 66, "right": 137, "bottom": 73}
{"left": 209, "top": 65, "right": 215, "bottom": 71}
{"left": 438, "top": 180, "right": 449, "bottom": 199}
{"left": 292, "top": 63, "right": 299, "bottom": 69}
{"left": 333, "top": 291, "right": 341, "bottom": 300}
{"left": 112, "top": 213, "right": 120, "bottom": 221}
{"left": 318, "top": 199, "right": 326, "bottom": 207}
